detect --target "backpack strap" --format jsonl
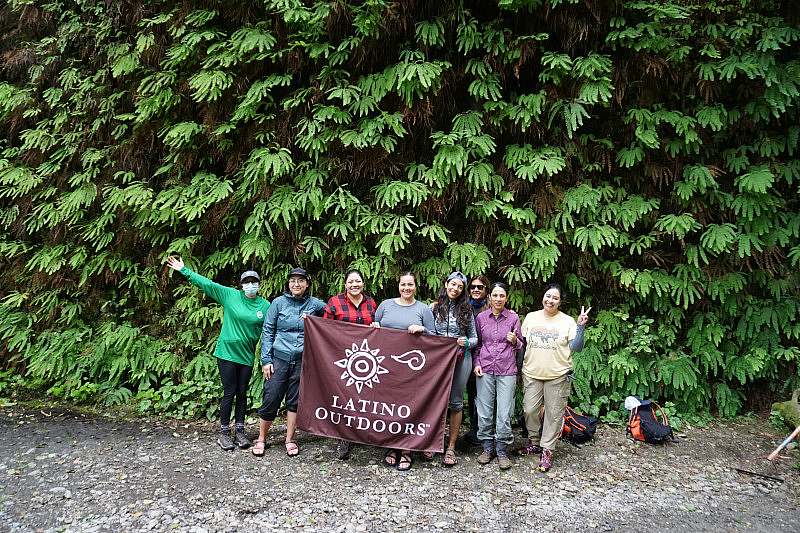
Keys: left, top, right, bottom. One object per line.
{"left": 626, "top": 407, "right": 637, "bottom": 436}
{"left": 651, "top": 402, "right": 669, "bottom": 425}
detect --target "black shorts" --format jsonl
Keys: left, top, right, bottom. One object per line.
{"left": 258, "top": 358, "right": 301, "bottom": 421}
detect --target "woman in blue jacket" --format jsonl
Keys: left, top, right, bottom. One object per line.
{"left": 251, "top": 268, "right": 326, "bottom": 457}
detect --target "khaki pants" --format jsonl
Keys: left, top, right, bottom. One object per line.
{"left": 522, "top": 373, "right": 571, "bottom": 451}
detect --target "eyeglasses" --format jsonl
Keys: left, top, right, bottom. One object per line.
{"left": 469, "top": 284, "right": 485, "bottom": 290}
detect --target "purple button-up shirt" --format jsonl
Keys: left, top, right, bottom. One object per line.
{"left": 474, "top": 308, "right": 523, "bottom": 376}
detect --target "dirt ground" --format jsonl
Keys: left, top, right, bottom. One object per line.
{"left": 0, "top": 406, "right": 798, "bottom": 532}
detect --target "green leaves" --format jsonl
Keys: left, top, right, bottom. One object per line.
{"left": 241, "top": 146, "right": 294, "bottom": 189}
{"left": 1, "top": 0, "right": 798, "bottom": 421}
{"left": 504, "top": 144, "right": 566, "bottom": 181}
{"left": 700, "top": 223, "right": 737, "bottom": 254}
{"left": 188, "top": 70, "right": 233, "bottom": 102}
{"left": 736, "top": 166, "right": 775, "bottom": 193}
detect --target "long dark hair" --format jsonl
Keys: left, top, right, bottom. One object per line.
{"left": 434, "top": 282, "right": 473, "bottom": 334}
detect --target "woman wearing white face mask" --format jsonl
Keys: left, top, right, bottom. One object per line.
{"left": 167, "top": 256, "right": 270, "bottom": 451}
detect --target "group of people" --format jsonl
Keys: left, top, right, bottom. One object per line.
{"left": 166, "top": 257, "right": 590, "bottom": 473}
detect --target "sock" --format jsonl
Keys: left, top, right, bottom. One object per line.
{"left": 220, "top": 424, "right": 230, "bottom": 434}
{"left": 235, "top": 423, "right": 245, "bottom": 432}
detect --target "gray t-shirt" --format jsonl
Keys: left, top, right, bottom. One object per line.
{"left": 374, "top": 299, "right": 435, "bottom": 333}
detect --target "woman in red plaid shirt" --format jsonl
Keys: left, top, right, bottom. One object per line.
{"left": 323, "top": 268, "right": 377, "bottom": 460}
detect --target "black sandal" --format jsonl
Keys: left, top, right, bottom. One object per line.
{"left": 383, "top": 449, "right": 399, "bottom": 468}
{"left": 397, "top": 452, "right": 413, "bottom": 472}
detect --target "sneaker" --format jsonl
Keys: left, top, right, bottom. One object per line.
{"left": 498, "top": 454, "right": 513, "bottom": 470}
{"left": 233, "top": 429, "right": 252, "bottom": 449}
{"left": 336, "top": 440, "right": 352, "bottom": 460}
{"left": 217, "top": 432, "right": 236, "bottom": 451}
{"left": 538, "top": 448, "right": 553, "bottom": 472}
{"left": 519, "top": 440, "right": 542, "bottom": 456}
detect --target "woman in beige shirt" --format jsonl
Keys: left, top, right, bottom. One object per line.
{"left": 520, "top": 283, "right": 590, "bottom": 472}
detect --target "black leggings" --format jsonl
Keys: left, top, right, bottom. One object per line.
{"left": 217, "top": 358, "right": 253, "bottom": 427}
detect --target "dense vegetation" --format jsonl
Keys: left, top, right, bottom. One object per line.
{"left": 1, "top": 0, "right": 798, "bottom": 420}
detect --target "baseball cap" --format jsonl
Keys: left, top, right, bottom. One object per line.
{"left": 240, "top": 270, "right": 260, "bottom": 282}
{"left": 447, "top": 271, "right": 468, "bottom": 286}
{"left": 288, "top": 267, "right": 309, "bottom": 280}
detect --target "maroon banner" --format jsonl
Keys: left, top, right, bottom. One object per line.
{"left": 297, "top": 316, "right": 459, "bottom": 453}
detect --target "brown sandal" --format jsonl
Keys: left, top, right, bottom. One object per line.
{"left": 443, "top": 447, "right": 457, "bottom": 466}
{"left": 251, "top": 440, "right": 265, "bottom": 457}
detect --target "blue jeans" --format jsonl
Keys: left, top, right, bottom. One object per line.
{"left": 476, "top": 374, "right": 516, "bottom": 445}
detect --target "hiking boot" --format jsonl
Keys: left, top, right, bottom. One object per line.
{"left": 217, "top": 431, "right": 236, "bottom": 451}
{"left": 233, "top": 429, "right": 252, "bottom": 449}
{"left": 538, "top": 448, "right": 553, "bottom": 472}
{"left": 496, "top": 442, "right": 513, "bottom": 470}
{"left": 519, "top": 440, "right": 542, "bottom": 456}
{"left": 477, "top": 441, "right": 495, "bottom": 465}
{"left": 336, "top": 440, "right": 352, "bottom": 460}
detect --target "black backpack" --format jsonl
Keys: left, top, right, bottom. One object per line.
{"left": 627, "top": 401, "right": 674, "bottom": 444}
{"left": 560, "top": 406, "right": 598, "bottom": 444}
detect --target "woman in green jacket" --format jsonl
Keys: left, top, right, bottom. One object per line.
{"left": 167, "top": 256, "right": 270, "bottom": 450}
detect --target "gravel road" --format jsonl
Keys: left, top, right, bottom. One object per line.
{"left": 0, "top": 407, "right": 798, "bottom": 532}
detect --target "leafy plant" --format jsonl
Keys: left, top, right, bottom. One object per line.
{"left": 0, "top": 0, "right": 798, "bottom": 421}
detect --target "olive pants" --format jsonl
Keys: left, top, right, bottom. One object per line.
{"left": 522, "top": 373, "right": 571, "bottom": 451}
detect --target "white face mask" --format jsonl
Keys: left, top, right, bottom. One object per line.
{"left": 242, "top": 282, "right": 259, "bottom": 296}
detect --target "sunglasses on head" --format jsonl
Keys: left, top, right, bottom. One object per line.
{"left": 469, "top": 284, "right": 485, "bottom": 290}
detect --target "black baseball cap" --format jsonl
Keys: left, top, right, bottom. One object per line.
{"left": 288, "top": 267, "right": 309, "bottom": 280}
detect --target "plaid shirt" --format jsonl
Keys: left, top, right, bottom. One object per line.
{"left": 323, "top": 293, "right": 377, "bottom": 325}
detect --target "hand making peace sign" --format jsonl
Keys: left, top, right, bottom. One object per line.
{"left": 577, "top": 305, "right": 592, "bottom": 326}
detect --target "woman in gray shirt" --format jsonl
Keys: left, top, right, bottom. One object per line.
{"left": 372, "top": 271, "right": 434, "bottom": 471}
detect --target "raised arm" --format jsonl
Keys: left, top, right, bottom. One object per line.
{"left": 167, "top": 256, "right": 233, "bottom": 304}
{"left": 570, "top": 325, "right": 585, "bottom": 353}
{"left": 570, "top": 305, "right": 590, "bottom": 353}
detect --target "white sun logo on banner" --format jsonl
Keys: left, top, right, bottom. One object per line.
{"left": 334, "top": 339, "right": 389, "bottom": 393}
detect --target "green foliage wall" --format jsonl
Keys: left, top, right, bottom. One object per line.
{"left": 1, "top": 0, "right": 798, "bottom": 418}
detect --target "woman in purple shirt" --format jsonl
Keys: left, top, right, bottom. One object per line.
{"left": 473, "top": 282, "right": 523, "bottom": 470}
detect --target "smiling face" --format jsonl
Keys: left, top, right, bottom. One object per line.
{"left": 398, "top": 274, "right": 416, "bottom": 300}
{"left": 489, "top": 286, "right": 507, "bottom": 311}
{"left": 542, "top": 287, "right": 562, "bottom": 316}
{"left": 288, "top": 275, "right": 308, "bottom": 297}
{"left": 345, "top": 272, "right": 364, "bottom": 298}
{"left": 469, "top": 278, "right": 487, "bottom": 301}
{"left": 445, "top": 279, "right": 464, "bottom": 300}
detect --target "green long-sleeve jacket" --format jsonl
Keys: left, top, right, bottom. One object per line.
{"left": 180, "top": 267, "right": 270, "bottom": 366}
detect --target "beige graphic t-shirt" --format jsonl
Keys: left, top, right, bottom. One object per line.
{"left": 520, "top": 310, "right": 578, "bottom": 380}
